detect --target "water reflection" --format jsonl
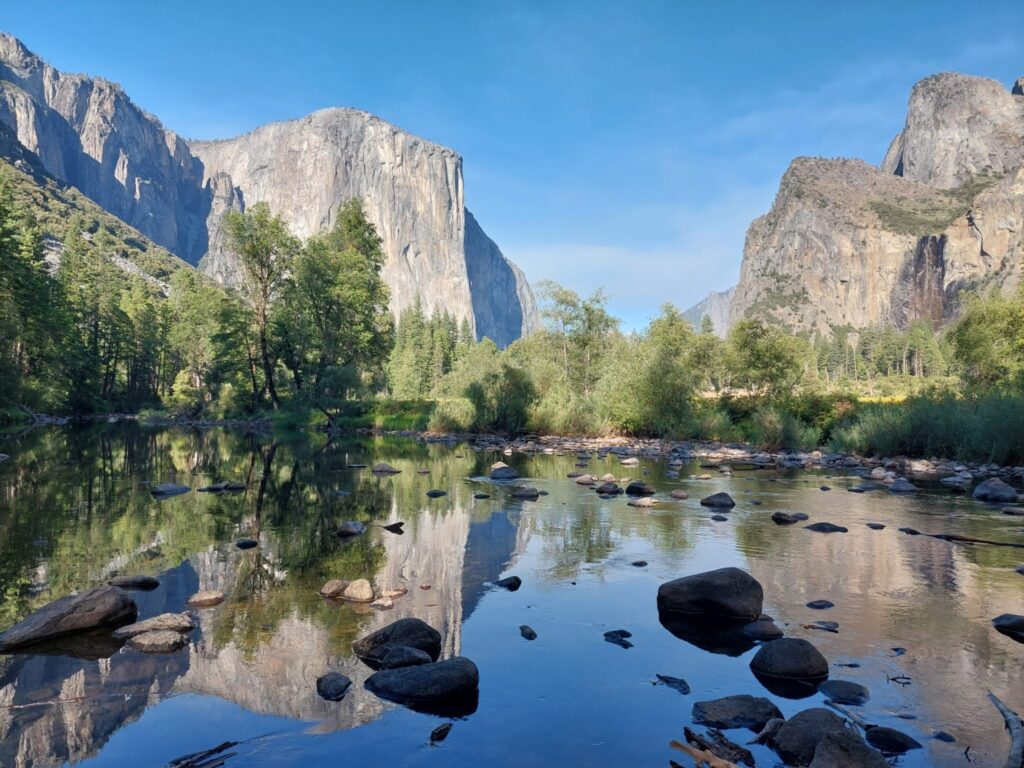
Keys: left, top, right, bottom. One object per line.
{"left": 0, "top": 425, "right": 1021, "bottom": 767}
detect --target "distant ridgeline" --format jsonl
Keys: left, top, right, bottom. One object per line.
{"left": 687, "top": 73, "right": 1024, "bottom": 338}
{"left": 0, "top": 32, "right": 538, "bottom": 347}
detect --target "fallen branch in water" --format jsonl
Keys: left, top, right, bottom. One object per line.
{"left": 900, "top": 528, "right": 1024, "bottom": 549}
{"left": 669, "top": 740, "right": 740, "bottom": 768}
{"left": 825, "top": 699, "right": 869, "bottom": 729}
{"left": 169, "top": 741, "right": 238, "bottom": 768}
{"left": 988, "top": 691, "right": 1024, "bottom": 768}
{"left": 670, "top": 726, "right": 749, "bottom": 768}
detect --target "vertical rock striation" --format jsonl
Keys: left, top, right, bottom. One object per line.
{"left": 0, "top": 32, "right": 537, "bottom": 345}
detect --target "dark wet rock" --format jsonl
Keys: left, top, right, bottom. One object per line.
{"left": 658, "top": 611, "right": 756, "bottom": 656}
{"left": 692, "top": 694, "right": 783, "bottom": 731}
{"left": 430, "top": 722, "right": 453, "bottom": 743}
{"left": 473, "top": 493, "right": 490, "bottom": 500}
{"left": 793, "top": 512, "right": 809, "bottom": 520}
{"left": 700, "top": 492, "right": 736, "bottom": 508}
{"left": 235, "top": 538, "right": 258, "bottom": 550}
{"left": 1004, "top": 507, "right": 1024, "bottom": 516}
{"left": 316, "top": 671, "right": 352, "bottom": 701}
{"left": 820, "top": 485, "right": 831, "bottom": 491}
{"left": 151, "top": 482, "right": 190, "bottom": 498}
{"left": 806, "top": 600, "right": 834, "bottom": 610}
{"left": 372, "top": 462, "right": 401, "bottom": 475}
{"left": 670, "top": 488, "right": 689, "bottom": 499}
{"left": 127, "top": 629, "right": 188, "bottom": 653}
{"left": 511, "top": 486, "right": 540, "bottom": 500}
{"left": 0, "top": 586, "right": 137, "bottom": 651}
{"left": 595, "top": 481, "right": 622, "bottom": 494}
{"left": 112, "top": 613, "right": 194, "bottom": 638}
{"left": 337, "top": 521, "right": 367, "bottom": 537}
{"left": 819, "top": 679, "right": 869, "bottom": 705}
{"left": 426, "top": 489, "right": 447, "bottom": 498}
{"left": 772, "top": 511, "right": 800, "bottom": 525}
{"left": 187, "top": 590, "right": 225, "bottom": 607}
{"left": 804, "top": 522, "right": 848, "bottom": 533}
{"left": 743, "top": 619, "right": 784, "bottom": 640}
{"left": 519, "top": 625, "right": 537, "bottom": 641}
{"left": 489, "top": 461, "right": 519, "bottom": 480}
{"left": 381, "top": 521, "right": 405, "bottom": 534}
{"left": 888, "top": 477, "right": 918, "bottom": 493}
{"left": 604, "top": 629, "right": 633, "bottom": 648}
{"left": 631, "top": 560, "right": 648, "bottom": 567}
{"left": 809, "top": 620, "right": 839, "bottom": 632}
{"left": 809, "top": 729, "right": 888, "bottom": 768}
{"left": 973, "top": 477, "right": 1018, "bottom": 503}
{"left": 365, "top": 657, "right": 479, "bottom": 708}
{"left": 992, "top": 613, "right": 1024, "bottom": 642}
{"left": 495, "top": 576, "right": 522, "bottom": 591}
{"left": 750, "top": 638, "right": 829, "bottom": 682}
{"left": 866, "top": 522, "right": 885, "bottom": 530}
{"left": 711, "top": 514, "right": 728, "bottom": 521}
{"left": 353, "top": 618, "right": 442, "bottom": 666}
{"left": 933, "top": 731, "right": 956, "bottom": 743}
{"left": 198, "top": 480, "right": 246, "bottom": 493}
{"left": 377, "top": 645, "right": 433, "bottom": 669}
{"left": 654, "top": 674, "right": 690, "bottom": 694}
{"left": 773, "top": 708, "right": 847, "bottom": 765}
{"left": 751, "top": 499, "right": 763, "bottom": 505}
{"left": 107, "top": 575, "right": 160, "bottom": 590}
{"left": 890, "top": 646, "right": 906, "bottom": 656}
{"left": 567, "top": 471, "right": 584, "bottom": 478}
{"left": 625, "top": 481, "right": 656, "bottom": 496}
{"left": 657, "top": 567, "right": 763, "bottom": 621}
{"left": 1017, "top": 564, "right": 1024, "bottom": 575}
{"left": 865, "top": 726, "right": 922, "bottom": 754}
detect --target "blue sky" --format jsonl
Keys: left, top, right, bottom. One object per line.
{"left": 4, "top": 1, "right": 1023, "bottom": 329}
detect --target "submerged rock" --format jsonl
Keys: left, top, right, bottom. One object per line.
{"left": 603, "top": 629, "right": 633, "bottom": 648}
{"left": 0, "top": 586, "right": 137, "bottom": 651}
{"left": 772, "top": 511, "right": 800, "bottom": 525}
{"left": 992, "top": 613, "right": 1024, "bottom": 642}
{"left": 128, "top": 629, "right": 188, "bottom": 653}
{"left": 430, "top": 722, "right": 454, "bottom": 743}
{"left": 353, "top": 618, "right": 442, "bottom": 666}
{"left": 511, "top": 486, "right": 540, "bottom": 500}
{"left": 629, "top": 497, "right": 657, "bottom": 508}
{"left": 316, "top": 671, "right": 352, "bottom": 701}
{"left": 365, "top": 656, "right": 479, "bottom": 707}
{"left": 750, "top": 638, "right": 829, "bottom": 682}
{"left": 337, "top": 521, "right": 367, "bottom": 537}
{"left": 743, "top": 618, "right": 784, "bottom": 640}
{"left": 773, "top": 708, "right": 847, "bottom": 765}
{"left": 819, "top": 679, "right": 869, "bottom": 705}
{"left": 495, "top": 576, "right": 522, "bottom": 591}
{"left": 151, "top": 482, "right": 190, "bottom": 498}
{"left": 426, "top": 489, "right": 447, "bottom": 498}
{"left": 699, "top": 492, "right": 736, "bottom": 508}
{"left": 888, "top": 477, "right": 918, "bottom": 493}
{"left": 864, "top": 726, "right": 922, "bottom": 754}
{"left": 973, "top": 477, "right": 1018, "bottom": 503}
{"left": 804, "top": 522, "right": 848, "bottom": 533}
{"left": 654, "top": 674, "right": 690, "bottom": 694}
{"left": 657, "top": 567, "right": 763, "bottom": 621}
{"left": 187, "top": 590, "right": 225, "bottom": 608}
{"left": 809, "top": 730, "right": 888, "bottom": 768}
{"left": 692, "top": 694, "right": 783, "bottom": 731}
{"left": 670, "top": 488, "right": 689, "bottom": 499}
{"left": 372, "top": 463, "right": 401, "bottom": 475}
{"left": 519, "top": 625, "right": 537, "bottom": 641}
{"left": 113, "top": 613, "right": 194, "bottom": 638}
{"left": 107, "top": 575, "right": 160, "bottom": 590}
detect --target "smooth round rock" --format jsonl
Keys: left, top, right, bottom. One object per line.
{"left": 809, "top": 729, "right": 889, "bottom": 768}
{"left": 772, "top": 511, "right": 799, "bottom": 525}
{"left": 625, "top": 481, "right": 656, "bottom": 496}
{"left": 865, "top": 726, "right": 922, "bottom": 754}
{"left": 489, "top": 462, "right": 518, "bottom": 480}
{"left": 750, "top": 638, "right": 829, "bottom": 681}
{"left": 353, "top": 618, "right": 442, "bottom": 665}
{"left": 319, "top": 579, "right": 349, "bottom": 597}
{"left": 807, "top": 600, "right": 834, "bottom": 610}
{"left": 773, "top": 708, "right": 847, "bottom": 765}
{"left": 426, "top": 489, "right": 447, "bottom": 498}
{"left": 973, "top": 477, "right": 1018, "bottom": 502}
{"left": 365, "top": 656, "right": 479, "bottom": 706}
{"left": 700, "top": 492, "right": 736, "bottom": 508}
{"left": 128, "top": 630, "right": 187, "bottom": 653}
{"left": 377, "top": 645, "right": 433, "bottom": 669}
{"left": 316, "top": 671, "right": 352, "bottom": 701}
{"left": 187, "top": 590, "right": 224, "bottom": 608}
{"left": 495, "top": 576, "right": 522, "bottom": 591}
{"left": 657, "top": 567, "right": 764, "bottom": 621}
{"left": 235, "top": 538, "right": 258, "bottom": 550}
{"left": 819, "top": 679, "right": 869, "bottom": 705}
{"left": 805, "top": 522, "right": 848, "bottom": 533}
{"left": 343, "top": 579, "right": 374, "bottom": 602}
{"left": 743, "top": 619, "right": 784, "bottom": 641}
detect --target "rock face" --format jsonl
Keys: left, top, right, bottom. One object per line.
{"left": 729, "top": 72, "right": 1024, "bottom": 336}
{"left": 684, "top": 286, "right": 735, "bottom": 336}
{"left": 0, "top": 587, "right": 137, "bottom": 651}
{"left": 0, "top": 33, "right": 538, "bottom": 346}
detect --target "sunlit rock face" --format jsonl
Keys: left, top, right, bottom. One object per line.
{"left": 731, "top": 74, "right": 1024, "bottom": 335}
{"left": 0, "top": 32, "right": 538, "bottom": 346}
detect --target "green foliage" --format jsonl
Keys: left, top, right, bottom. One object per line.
{"left": 726, "top": 319, "right": 807, "bottom": 399}
{"left": 870, "top": 174, "right": 997, "bottom": 237}
{"left": 949, "top": 287, "right": 1024, "bottom": 392}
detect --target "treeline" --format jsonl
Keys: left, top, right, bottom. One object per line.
{"left": 0, "top": 174, "right": 392, "bottom": 417}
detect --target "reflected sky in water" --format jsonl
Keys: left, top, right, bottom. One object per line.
{"left": 0, "top": 424, "right": 1022, "bottom": 767}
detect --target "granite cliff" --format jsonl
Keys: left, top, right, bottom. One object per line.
{"left": 0, "top": 32, "right": 537, "bottom": 346}
{"left": 713, "top": 72, "right": 1024, "bottom": 336}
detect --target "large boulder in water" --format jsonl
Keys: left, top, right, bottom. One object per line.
{"left": 810, "top": 730, "right": 888, "bottom": 768}
{"left": 773, "top": 708, "right": 847, "bottom": 765}
{"left": 0, "top": 587, "right": 137, "bottom": 651}
{"left": 751, "top": 637, "right": 828, "bottom": 678}
{"left": 973, "top": 477, "right": 1018, "bottom": 503}
{"left": 489, "top": 462, "right": 519, "bottom": 480}
{"left": 700, "top": 492, "right": 736, "bottom": 508}
{"left": 625, "top": 481, "right": 656, "bottom": 496}
{"left": 691, "top": 694, "right": 783, "bottom": 731}
{"left": 365, "top": 656, "right": 479, "bottom": 710}
{"left": 353, "top": 617, "right": 442, "bottom": 666}
{"left": 657, "top": 567, "right": 763, "bottom": 621}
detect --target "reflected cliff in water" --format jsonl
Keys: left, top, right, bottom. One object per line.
{"left": 0, "top": 426, "right": 525, "bottom": 767}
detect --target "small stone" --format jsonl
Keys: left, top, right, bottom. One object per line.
{"left": 670, "top": 489, "right": 689, "bottom": 499}
{"left": 316, "top": 671, "right": 352, "bottom": 701}
{"left": 235, "top": 538, "right": 258, "bottom": 549}
{"left": 819, "top": 679, "right": 869, "bottom": 705}
{"left": 654, "top": 674, "right": 690, "bottom": 694}
{"left": 128, "top": 629, "right": 187, "bottom": 653}
{"left": 700, "top": 492, "right": 735, "bottom": 508}
{"left": 604, "top": 629, "right": 633, "bottom": 648}
{"left": 866, "top": 522, "right": 885, "bottom": 530}
{"left": 743, "top": 619, "right": 784, "bottom": 640}
{"left": 750, "top": 637, "right": 829, "bottom": 681}
{"left": 343, "top": 579, "right": 374, "bottom": 602}
{"left": 372, "top": 463, "right": 400, "bottom": 475}
{"left": 353, "top": 618, "right": 442, "bottom": 665}
{"left": 381, "top": 521, "right": 405, "bottom": 534}
{"left": 511, "top": 487, "right": 540, "bottom": 500}
{"left": 337, "top": 521, "right": 366, "bottom": 537}
{"left": 489, "top": 461, "right": 518, "bottom": 480}
{"left": 865, "top": 726, "right": 922, "bottom": 754}
{"left": 626, "top": 481, "right": 656, "bottom": 496}
{"left": 151, "top": 482, "right": 190, "bottom": 497}
{"left": 371, "top": 597, "right": 394, "bottom": 609}
{"left": 772, "top": 511, "right": 800, "bottom": 525}
{"left": 692, "top": 694, "right": 783, "bottom": 731}
{"left": 804, "top": 522, "right": 848, "bottom": 533}
{"left": 711, "top": 514, "right": 728, "bottom": 521}
{"left": 820, "top": 485, "right": 831, "bottom": 491}
{"left": 430, "top": 722, "right": 453, "bottom": 743}
{"left": 495, "top": 576, "right": 521, "bottom": 591}
{"left": 807, "top": 600, "right": 834, "bottom": 610}
{"left": 631, "top": 560, "right": 648, "bottom": 567}
{"left": 426, "top": 489, "right": 447, "bottom": 498}
{"left": 933, "top": 731, "right": 956, "bottom": 743}
{"left": 320, "top": 579, "right": 350, "bottom": 597}
{"left": 519, "top": 625, "right": 537, "bottom": 640}
{"left": 629, "top": 496, "right": 657, "bottom": 508}
{"left": 473, "top": 493, "right": 490, "bottom": 500}
{"left": 187, "top": 590, "right": 225, "bottom": 608}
